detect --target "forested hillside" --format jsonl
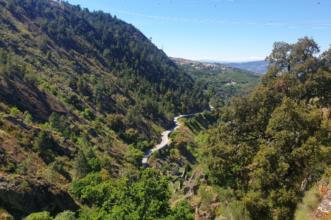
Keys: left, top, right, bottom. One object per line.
{"left": 0, "top": 0, "right": 329, "bottom": 219}
{"left": 146, "top": 38, "right": 331, "bottom": 220}
{"left": 0, "top": 0, "right": 207, "bottom": 218}
{"left": 173, "top": 58, "right": 260, "bottom": 107}
{"left": 141, "top": 38, "right": 331, "bottom": 220}
{"left": 198, "top": 38, "right": 331, "bottom": 219}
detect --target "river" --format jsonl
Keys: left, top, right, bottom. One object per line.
{"left": 141, "top": 113, "right": 197, "bottom": 165}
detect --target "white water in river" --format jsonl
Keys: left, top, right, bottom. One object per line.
{"left": 142, "top": 113, "right": 195, "bottom": 165}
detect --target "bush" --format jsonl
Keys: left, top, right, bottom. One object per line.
{"left": 294, "top": 186, "right": 320, "bottom": 220}
{"left": 23, "top": 111, "right": 33, "bottom": 125}
{"left": 218, "top": 200, "right": 250, "bottom": 220}
{"left": 70, "top": 172, "right": 103, "bottom": 204}
{"left": 82, "top": 108, "right": 94, "bottom": 120}
{"left": 9, "top": 107, "right": 21, "bottom": 116}
{"left": 134, "top": 140, "right": 152, "bottom": 152}
{"left": 124, "top": 145, "right": 144, "bottom": 167}
{"left": 168, "top": 201, "right": 194, "bottom": 220}
{"left": 74, "top": 151, "right": 91, "bottom": 179}
{"left": 122, "top": 128, "right": 139, "bottom": 144}
{"left": 24, "top": 211, "right": 52, "bottom": 220}
{"left": 54, "top": 211, "right": 76, "bottom": 220}
{"left": 33, "top": 130, "right": 55, "bottom": 162}
{"left": 107, "top": 114, "right": 125, "bottom": 132}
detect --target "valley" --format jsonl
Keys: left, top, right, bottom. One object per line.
{"left": 0, "top": 0, "right": 330, "bottom": 220}
{"left": 142, "top": 112, "right": 197, "bottom": 165}
{"left": 172, "top": 58, "right": 260, "bottom": 108}
{"left": 142, "top": 104, "right": 215, "bottom": 165}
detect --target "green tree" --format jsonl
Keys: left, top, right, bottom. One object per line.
{"left": 23, "top": 111, "right": 33, "bottom": 125}
{"left": 167, "top": 201, "right": 194, "bottom": 220}
{"left": 74, "top": 151, "right": 91, "bottom": 178}
{"left": 71, "top": 169, "right": 172, "bottom": 219}
{"left": 33, "top": 130, "right": 55, "bottom": 162}
{"left": 124, "top": 145, "right": 144, "bottom": 167}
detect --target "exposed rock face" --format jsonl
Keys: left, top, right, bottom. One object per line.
{"left": 0, "top": 174, "right": 79, "bottom": 219}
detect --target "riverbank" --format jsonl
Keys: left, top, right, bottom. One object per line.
{"left": 142, "top": 113, "right": 196, "bottom": 165}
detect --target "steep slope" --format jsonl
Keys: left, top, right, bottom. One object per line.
{"left": 0, "top": 0, "right": 207, "bottom": 217}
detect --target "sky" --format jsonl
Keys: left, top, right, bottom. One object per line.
{"left": 67, "top": 0, "right": 331, "bottom": 62}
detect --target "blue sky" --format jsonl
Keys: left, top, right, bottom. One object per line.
{"left": 68, "top": 0, "right": 331, "bottom": 62}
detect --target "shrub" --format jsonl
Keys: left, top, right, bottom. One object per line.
{"left": 168, "top": 201, "right": 194, "bottom": 220}
{"left": 24, "top": 211, "right": 52, "bottom": 220}
{"left": 124, "top": 145, "right": 144, "bottom": 167}
{"left": 74, "top": 151, "right": 91, "bottom": 178}
{"left": 23, "top": 111, "right": 33, "bottom": 125}
{"left": 54, "top": 211, "right": 76, "bottom": 220}
{"left": 82, "top": 108, "right": 94, "bottom": 120}
{"left": 9, "top": 107, "right": 21, "bottom": 116}
{"left": 33, "top": 130, "right": 55, "bottom": 162}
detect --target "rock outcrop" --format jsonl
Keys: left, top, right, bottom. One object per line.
{"left": 0, "top": 174, "right": 79, "bottom": 219}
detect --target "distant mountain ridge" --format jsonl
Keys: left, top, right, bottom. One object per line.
{"left": 224, "top": 60, "right": 269, "bottom": 74}
{"left": 172, "top": 57, "right": 260, "bottom": 75}
{"left": 180, "top": 58, "right": 268, "bottom": 74}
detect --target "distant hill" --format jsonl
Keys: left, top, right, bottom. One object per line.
{"left": 172, "top": 57, "right": 260, "bottom": 107}
{"left": 225, "top": 60, "right": 269, "bottom": 74}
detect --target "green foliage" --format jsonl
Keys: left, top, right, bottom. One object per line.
{"left": 48, "top": 113, "right": 62, "bottom": 131}
{"left": 23, "top": 111, "right": 33, "bottom": 125}
{"left": 82, "top": 108, "right": 94, "bottom": 121}
{"left": 167, "top": 201, "right": 194, "bottom": 220}
{"left": 0, "top": 0, "right": 210, "bottom": 218}
{"left": 24, "top": 211, "right": 76, "bottom": 220}
{"left": 0, "top": 0, "right": 208, "bottom": 123}
{"left": 16, "top": 156, "right": 33, "bottom": 175}
{"left": 85, "top": 149, "right": 101, "bottom": 172}
{"left": 33, "top": 130, "right": 56, "bottom": 162}
{"left": 9, "top": 106, "right": 21, "bottom": 116}
{"left": 134, "top": 140, "right": 153, "bottom": 152}
{"left": 1, "top": 0, "right": 330, "bottom": 219}
{"left": 71, "top": 169, "right": 173, "bottom": 219}
{"left": 294, "top": 186, "right": 320, "bottom": 220}
{"left": 124, "top": 145, "right": 144, "bottom": 167}
{"left": 218, "top": 200, "right": 250, "bottom": 220}
{"left": 24, "top": 211, "right": 52, "bottom": 220}
{"left": 74, "top": 151, "right": 91, "bottom": 179}
{"left": 204, "top": 38, "right": 331, "bottom": 220}
{"left": 106, "top": 114, "right": 125, "bottom": 132}
{"left": 54, "top": 211, "right": 76, "bottom": 220}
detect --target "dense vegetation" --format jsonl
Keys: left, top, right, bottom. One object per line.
{"left": 0, "top": 0, "right": 329, "bottom": 219}
{"left": 145, "top": 38, "right": 331, "bottom": 220}
{"left": 201, "top": 38, "right": 331, "bottom": 219}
